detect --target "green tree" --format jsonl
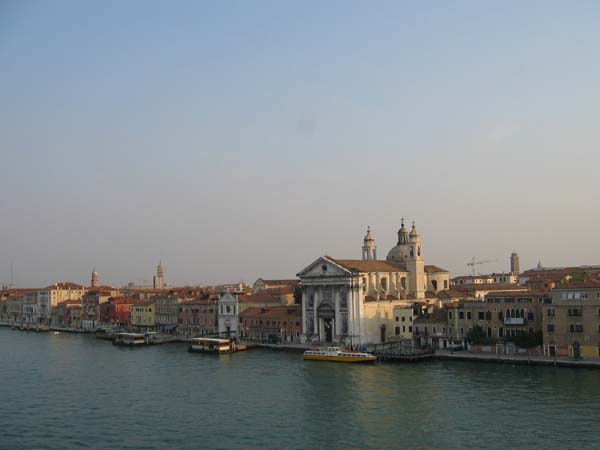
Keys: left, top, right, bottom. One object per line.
{"left": 466, "top": 325, "right": 490, "bottom": 345}
{"left": 512, "top": 331, "right": 543, "bottom": 349}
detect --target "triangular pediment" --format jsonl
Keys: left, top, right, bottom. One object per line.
{"left": 297, "top": 256, "right": 351, "bottom": 279}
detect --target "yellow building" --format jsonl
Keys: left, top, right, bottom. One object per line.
{"left": 131, "top": 300, "right": 156, "bottom": 330}
{"left": 543, "top": 280, "right": 600, "bottom": 359}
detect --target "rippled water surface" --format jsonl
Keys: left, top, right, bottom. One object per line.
{"left": 2, "top": 328, "right": 600, "bottom": 450}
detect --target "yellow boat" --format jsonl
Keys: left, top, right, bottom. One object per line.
{"left": 303, "top": 346, "right": 377, "bottom": 363}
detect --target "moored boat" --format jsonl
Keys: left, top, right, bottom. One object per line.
{"left": 188, "top": 337, "right": 236, "bottom": 354}
{"left": 303, "top": 347, "right": 377, "bottom": 363}
{"left": 113, "top": 332, "right": 146, "bottom": 346}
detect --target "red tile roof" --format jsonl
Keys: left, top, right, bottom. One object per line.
{"left": 553, "top": 280, "right": 600, "bottom": 290}
{"left": 43, "top": 282, "right": 85, "bottom": 290}
{"left": 325, "top": 257, "right": 406, "bottom": 273}
{"left": 424, "top": 265, "right": 449, "bottom": 273}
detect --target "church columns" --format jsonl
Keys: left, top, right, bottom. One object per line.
{"left": 334, "top": 288, "right": 342, "bottom": 338}
{"left": 301, "top": 287, "right": 308, "bottom": 341}
{"left": 313, "top": 287, "right": 320, "bottom": 335}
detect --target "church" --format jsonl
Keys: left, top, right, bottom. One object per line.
{"left": 297, "top": 221, "right": 450, "bottom": 346}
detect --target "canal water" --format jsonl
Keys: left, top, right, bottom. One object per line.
{"left": 1, "top": 328, "right": 600, "bottom": 450}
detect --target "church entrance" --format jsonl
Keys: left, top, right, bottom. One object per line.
{"left": 324, "top": 318, "right": 333, "bottom": 343}
{"left": 317, "top": 304, "right": 335, "bottom": 343}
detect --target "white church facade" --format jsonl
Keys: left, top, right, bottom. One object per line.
{"left": 297, "top": 221, "right": 450, "bottom": 346}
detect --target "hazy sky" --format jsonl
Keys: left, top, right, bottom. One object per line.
{"left": 1, "top": 1, "right": 600, "bottom": 288}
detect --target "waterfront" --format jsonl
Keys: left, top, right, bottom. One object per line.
{"left": 2, "top": 328, "right": 600, "bottom": 450}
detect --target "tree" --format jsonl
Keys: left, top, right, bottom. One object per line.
{"left": 512, "top": 331, "right": 543, "bottom": 349}
{"left": 466, "top": 325, "right": 491, "bottom": 345}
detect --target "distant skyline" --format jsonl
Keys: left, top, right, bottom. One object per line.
{"left": 2, "top": 1, "right": 600, "bottom": 287}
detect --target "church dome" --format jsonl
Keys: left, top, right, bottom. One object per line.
{"left": 386, "top": 244, "right": 404, "bottom": 262}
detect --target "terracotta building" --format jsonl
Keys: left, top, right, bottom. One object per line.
{"left": 240, "top": 305, "right": 302, "bottom": 343}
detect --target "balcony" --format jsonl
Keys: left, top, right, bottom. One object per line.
{"left": 504, "top": 317, "right": 526, "bottom": 325}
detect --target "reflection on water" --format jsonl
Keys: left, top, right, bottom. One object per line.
{"left": 1, "top": 328, "right": 600, "bottom": 450}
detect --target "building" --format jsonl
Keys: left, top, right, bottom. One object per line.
{"left": 178, "top": 297, "right": 218, "bottom": 336}
{"left": 51, "top": 300, "right": 82, "bottom": 328}
{"left": 393, "top": 305, "right": 418, "bottom": 339}
{"left": 519, "top": 264, "right": 600, "bottom": 285}
{"left": 450, "top": 283, "right": 528, "bottom": 300}
{"left": 297, "top": 221, "right": 450, "bottom": 346}
{"left": 543, "top": 280, "right": 600, "bottom": 359}
{"left": 240, "top": 306, "right": 302, "bottom": 343}
{"left": 22, "top": 291, "right": 38, "bottom": 324}
{"left": 81, "top": 288, "right": 114, "bottom": 330}
{"left": 413, "top": 309, "right": 449, "bottom": 348}
{"left": 155, "top": 295, "right": 180, "bottom": 333}
{"left": 111, "top": 296, "right": 135, "bottom": 328}
{"left": 153, "top": 262, "right": 165, "bottom": 290}
{"left": 252, "top": 278, "right": 300, "bottom": 294}
{"left": 34, "top": 282, "right": 86, "bottom": 325}
{"left": 131, "top": 300, "right": 156, "bottom": 330}
{"left": 217, "top": 293, "right": 239, "bottom": 337}
{"left": 448, "top": 291, "right": 548, "bottom": 344}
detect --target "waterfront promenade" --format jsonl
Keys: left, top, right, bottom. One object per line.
{"left": 4, "top": 321, "right": 600, "bottom": 369}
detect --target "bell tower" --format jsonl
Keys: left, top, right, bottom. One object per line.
{"left": 407, "top": 222, "right": 425, "bottom": 299}
{"left": 153, "top": 261, "right": 165, "bottom": 290}
{"left": 91, "top": 269, "right": 99, "bottom": 288}
{"left": 362, "top": 226, "right": 377, "bottom": 260}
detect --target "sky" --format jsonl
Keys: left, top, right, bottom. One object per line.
{"left": 1, "top": 1, "right": 600, "bottom": 288}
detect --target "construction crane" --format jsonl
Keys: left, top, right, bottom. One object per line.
{"left": 467, "top": 257, "right": 497, "bottom": 276}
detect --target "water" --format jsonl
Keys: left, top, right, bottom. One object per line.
{"left": 1, "top": 328, "right": 600, "bottom": 450}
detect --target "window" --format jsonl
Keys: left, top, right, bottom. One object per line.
{"left": 460, "top": 327, "right": 464, "bottom": 336}
{"left": 381, "top": 278, "right": 388, "bottom": 291}
{"left": 498, "top": 311, "right": 503, "bottom": 320}
{"left": 402, "top": 317, "right": 406, "bottom": 322}
{"left": 395, "top": 327, "right": 400, "bottom": 336}
{"left": 528, "top": 312, "right": 534, "bottom": 321}
{"left": 448, "top": 312, "right": 453, "bottom": 319}
{"left": 467, "top": 312, "right": 471, "bottom": 320}
{"left": 395, "top": 316, "right": 399, "bottom": 322}
{"left": 547, "top": 308, "right": 554, "bottom": 317}
{"left": 408, "top": 326, "right": 412, "bottom": 333}
{"left": 403, "top": 326, "right": 406, "bottom": 333}
{"left": 569, "top": 324, "right": 583, "bottom": 332}
{"left": 444, "top": 280, "right": 448, "bottom": 289}
{"left": 432, "top": 280, "right": 438, "bottom": 290}
{"left": 499, "top": 327, "right": 504, "bottom": 337}
{"left": 478, "top": 312, "right": 485, "bottom": 320}
{"left": 485, "top": 311, "right": 492, "bottom": 320}
{"left": 459, "top": 312, "right": 464, "bottom": 320}
{"left": 547, "top": 324, "right": 555, "bottom": 332}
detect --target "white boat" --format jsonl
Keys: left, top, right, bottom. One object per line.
{"left": 303, "top": 347, "right": 377, "bottom": 363}
{"left": 189, "top": 337, "right": 236, "bottom": 354}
